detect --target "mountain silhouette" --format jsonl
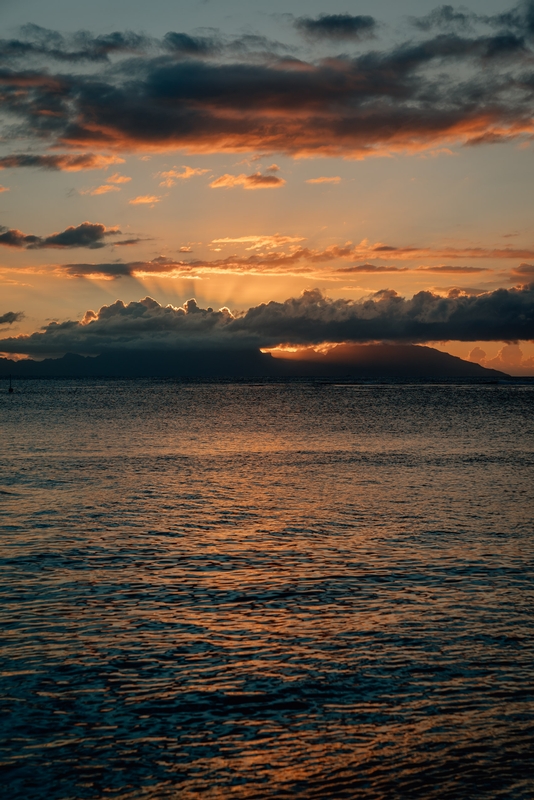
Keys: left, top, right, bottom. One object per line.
{"left": 0, "top": 344, "right": 508, "bottom": 379}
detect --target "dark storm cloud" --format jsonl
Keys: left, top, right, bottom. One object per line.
{"left": 0, "top": 286, "right": 533, "bottom": 356}
{"left": 0, "top": 3, "right": 533, "bottom": 158}
{"left": 295, "top": 14, "right": 377, "bottom": 41}
{"left": 0, "top": 311, "right": 23, "bottom": 325}
{"left": 0, "top": 222, "right": 134, "bottom": 249}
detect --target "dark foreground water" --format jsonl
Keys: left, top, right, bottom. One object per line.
{"left": 1, "top": 380, "right": 533, "bottom": 799}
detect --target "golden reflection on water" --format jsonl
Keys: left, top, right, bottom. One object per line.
{"left": 0, "top": 381, "right": 533, "bottom": 799}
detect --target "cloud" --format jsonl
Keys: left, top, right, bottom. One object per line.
{"left": 3, "top": 7, "right": 534, "bottom": 159}
{"left": 336, "top": 264, "right": 409, "bottom": 273}
{"left": 0, "top": 153, "right": 124, "bottom": 171}
{"left": 0, "top": 186, "right": 9, "bottom": 193}
{"left": 416, "top": 265, "right": 488, "bottom": 273}
{"left": 0, "top": 222, "right": 133, "bottom": 249}
{"left": 211, "top": 234, "right": 304, "bottom": 250}
{"left": 59, "top": 262, "right": 139, "bottom": 278}
{"left": 129, "top": 194, "right": 161, "bottom": 205}
{"left": 158, "top": 165, "right": 209, "bottom": 187}
{"left": 163, "top": 31, "right": 219, "bottom": 57}
{"left": 306, "top": 176, "right": 341, "bottom": 184}
{"left": 45, "top": 235, "right": 534, "bottom": 280}
{"left": 413, "top": 3, "right": 534, "bottom": 36}
{"left": 0, "top": 311, "right": 23, "bottom": 325}
{"left": 0, "top": 24, "right": 293, "bottom": 66}
{"left": 351, "top": 241, "right": 534, "bottom": 261}
{"left": 51, "top": 251, "right": 316, "bottom": 279}
{"left": 81, "top": 184, "right": 121, "bottom": 196}
{"left": 106, "top": 172, "right": 131, "bottom": 184}
{"left": 412, "top": 6, "right": 476, "bottom": 32}
{"left": 295, "top": 14, "right": 377, "bottom": 40}
{"left": 0, "top": 25, "right": 152, "bottom": 63}
{"left": 510, "top": 262, "right": 534, "bottom": 279}
{"left": 1, "top": 285, "right": 534, "bottom": 356}
{"left": 209, "top": 172, "right": 286, "bottom": 189}
{"left": 0, "top": 229, "right": 40, "bottom": 248}
{"left": 469, "top": 342, "right": 534, "bottom": 374}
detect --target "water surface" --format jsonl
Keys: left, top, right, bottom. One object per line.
{"left": 1, "top": 380, "right": 533, "bottom": 798}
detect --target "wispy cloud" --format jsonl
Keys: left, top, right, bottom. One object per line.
{"left": 158, "top": 166, "right": 209, "bottom": 187}
{"left": 416, "top": 265, "right": 488, "bottom": 273}
{"left": 106, "top": 172, "right": 131, "bottom": 184}
{"left": 81, "top": 184, "right": 121, "bottom": 196}
{"left": 209, "top": 172, "right": 286, "bottom": 189}
{"left": 39, "top": 232, "right": 534, "bottom": 280}
{"left": 211, "top": 234, "right": 304, "bottom": 250}
{"left": 306, "top": 176, "right": 341, "bottom": 184}
{"left": 129, "top": 195, "right": 161, "bottom": 205}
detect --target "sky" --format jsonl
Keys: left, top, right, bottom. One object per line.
{"left": 0, "top": 0, "right": 533, "bottom": 373}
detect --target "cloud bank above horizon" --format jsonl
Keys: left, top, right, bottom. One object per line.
{"left": 1, "top": 285, "right": 533, "bottom": 357}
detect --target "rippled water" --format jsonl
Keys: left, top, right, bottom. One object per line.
{"left": 1, "top": 380, "right": 533, "bottom": 799}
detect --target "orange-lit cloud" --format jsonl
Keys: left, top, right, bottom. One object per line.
{"left": 416, "top": 265, "right": 488, "bottom": 273}
{"left": 158, "top": 166, "right": 209, "bottom": 186}
{"left": 0, "top": 186, "right": 9, "bottom": 193}
{"left": 209, "top": 172, "right": 286, "bottom": 189}
{"left": 509, "top": 262, "right": 534, "bottom": 280}
{"left": 306, "top": 176, "right": 341, "bottom": 184}
{"left": 39, "top": 233, "right": 534, "bottom": 280}
{"left": 469, "top": 343, "right": 534, "bottom": 375}
{"left": 106, "top": 172, "right": 131, "bottom": 184}
{"left": 81, "top": 184, "right": 121, "bottom": 196}
{"left": 336, "top": 264, "right": 409, "bottom": 273}
{"left": 351, "top": 241, "right": 534, "bottom": 261}
{"left": 129, "top": 195, "right": 161, "bottom": 205}
{"left": 211, "top": 234, "right": 304, "bottom": 250}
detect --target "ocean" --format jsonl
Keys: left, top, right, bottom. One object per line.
{"left": 1, "top": 379, "right": 533, "bottom": 798}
